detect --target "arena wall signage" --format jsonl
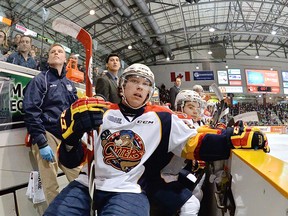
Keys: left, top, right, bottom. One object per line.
{"left": 193, "top": 71, "right": 214, "bottom": 80}
{"left": 0, "top": 71, "right": 32, "bottom": 131}
{"left": 217, "top": 70, "right": 228, "bottom": 84}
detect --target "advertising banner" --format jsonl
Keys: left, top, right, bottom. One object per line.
{"left": 0, "top": 71, "right": 32, "bottom": 130}
{"left": 217, "top": 70, "right": 228, "bottom": 84}
{"left": 193, "top": 71, "right": 214, "bottom": 81}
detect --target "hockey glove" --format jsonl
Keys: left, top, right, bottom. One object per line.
{"left": 58, "top": 140, "right": 88, "bottom": 168}
{"left": 226, "top": 126, "right": 270, "bottom": 153}
{"left": 60, "top": 97, "right": 110, "bottom": 143}
{"left": 39, "top": 145, "right": 55, "bottom": 162}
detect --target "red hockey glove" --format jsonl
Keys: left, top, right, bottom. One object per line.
{"left": 226, "top": 126, "right": 270, "bottom": 153}
{"left": 60, "top": 97, "right": 110, "bottom": 142}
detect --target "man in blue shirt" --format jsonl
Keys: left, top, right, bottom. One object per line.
{"left": 6, "top": 35, "right": 37, "bottom": 69}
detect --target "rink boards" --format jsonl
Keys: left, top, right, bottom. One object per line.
{"left": 231, "top": 147, "right": 288, "bottom": 216}
{"left": 0, "top": 62, "right": 287, "bottom": 216}
{"left": 0, "top": 62, "right": 85, "bottom": 215}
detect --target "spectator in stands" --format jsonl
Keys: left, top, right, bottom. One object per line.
{"left": 10, "top": 33, "right": 22, "bottom": 51}
{"left": 92, "top": 67, "right": 99, "bottom": 87}
{"left": 6, "top": 35, "right": 37, "bottom": 69}
{"left": 30, "top": 49, "right": 36, "bottom": 59}
{"left": 0, "top": 30, "right": 9, "bottom": 61}
{"left": 95, "top": 53, "right": 121, "bottom": 103}
{"left": 169, "top": 77, "right": 181, "bottom": 110}
{"left": 23, "top": 43, "right": 81, "bottom": 206}
{"left": 193, "top": 84, "right": 211, "bottom": 101}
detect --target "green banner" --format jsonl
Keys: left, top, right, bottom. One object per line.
{"left": 0, "top": 72, "right": 32, "bottom": 130}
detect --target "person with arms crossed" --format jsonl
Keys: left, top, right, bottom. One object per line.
{"left": 44, "top": 63, "right": 269, "bottom": 216}
{"left": 23, "top": 44, "right": 81, "bottom": 206}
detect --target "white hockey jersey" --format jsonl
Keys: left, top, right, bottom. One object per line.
{"left": 93, "top": 104, "right": 197, "bottom": 193}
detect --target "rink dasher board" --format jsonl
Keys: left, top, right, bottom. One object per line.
{"left": 231, "top": 149, "right": 288, "bottom": 216}
{"left": 0, "top": 62, "right": 86, "bottom": 191}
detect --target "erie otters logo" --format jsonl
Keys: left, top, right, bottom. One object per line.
{"left": 101, "top": 129, "right": 145, "bottom": 172}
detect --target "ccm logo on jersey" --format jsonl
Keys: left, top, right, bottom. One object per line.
{"left": 136, "top": 120, "right": 154, "bottom": 125}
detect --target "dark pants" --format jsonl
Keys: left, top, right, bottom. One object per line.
{"left": 94, "top": 190, "right": 150, "bottom": 216}
{"left": 44, "top": 180, "right": 91, "bottom": 216}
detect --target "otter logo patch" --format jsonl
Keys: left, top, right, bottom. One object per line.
{"left": 100, "top": 129, "right": 145, "bottom": 172}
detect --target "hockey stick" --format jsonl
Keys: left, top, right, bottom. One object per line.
{"left": 52, "top": 18, "right": 95, "bottom": 199}
{"left": 209, "top": 83, "right": 227, "bottom": 127}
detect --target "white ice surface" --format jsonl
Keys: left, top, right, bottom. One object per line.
{"left": 266, "top": 134, "right": 288, "bottom": 163}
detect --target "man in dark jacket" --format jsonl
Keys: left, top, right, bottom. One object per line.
{"left": 23, "top": 44, "right": 81, "bottom": 206}
{"left": 169, "top": 77, "right": 182, "bottom": 110}
{"left": 95, "top": 53, "right": 121, "bottom": 103}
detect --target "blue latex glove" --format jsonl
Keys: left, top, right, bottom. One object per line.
{"left": 39, "top": 145, "right": 55, "bottom": 162}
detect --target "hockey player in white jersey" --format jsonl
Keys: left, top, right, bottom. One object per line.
{"left": 44, "top": 63, "right": 269, "bottom": 216}
{"left": 151, "top": 89, "right": 207, "bottom": 216}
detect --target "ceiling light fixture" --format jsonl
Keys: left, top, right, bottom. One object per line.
{"left": 225, "top": 65, "right": 228, "bottom": 69}
{"left": 89, "top": 10, "right": 95, "bottom": 15}
{"left": 271, "top": 30, "right": 277, "bottom": 35}
{"left": 208, "top": 50, "right": 212, "bottom": 55}
{"left": 128, "top": 45, "right": 132, "bottom": 49}
{"left": 255, "top": 55, "right": 259, "bottom": 59}
{"left": 209, "top": 27, "right": 215, "bottom": 33}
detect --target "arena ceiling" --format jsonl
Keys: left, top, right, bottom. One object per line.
{"left": 1, "top": 0, "right": 288, "bottom": 67}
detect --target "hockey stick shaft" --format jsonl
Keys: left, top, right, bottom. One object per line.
{"left": 52, "top": 18, "right": 95, "bottom": 200}
{"left": 209, "top": 83, "right": 226, "bottom": 127}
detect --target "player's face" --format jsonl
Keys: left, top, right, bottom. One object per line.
{"left": 123, "top": 75, "right": 151, "bottom": 108}
{"left": 183, "top": 101, "right": 201, "bottom": 121}
{"left": 48, "top": 45, "right": 66, "bottom": 68}
{"left": 106, "top": 56, "right": 120, "bottom": 73}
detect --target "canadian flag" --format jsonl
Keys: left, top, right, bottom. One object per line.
{"left": 170, "top": 71, "right": 191, "bottom": 82}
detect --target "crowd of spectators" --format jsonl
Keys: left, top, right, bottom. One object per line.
{"left": 157, "top": 84, "right": 288, "bottom": 127}
{"left": 0, "top": 30, "right": 87, "bottom": 73}
{"left": 230, "top": 102, "right": 288, "bottom": 126}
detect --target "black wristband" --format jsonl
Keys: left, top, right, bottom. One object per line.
{"left": 33, "top": 134, "right": 48, "bottom": 149}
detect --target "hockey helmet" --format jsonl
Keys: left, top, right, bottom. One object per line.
{"left": 175, "top": 90, "right": 203, "bottom": 119}
{"left": 119, "top": 63, "right": 155, "bottom": 108}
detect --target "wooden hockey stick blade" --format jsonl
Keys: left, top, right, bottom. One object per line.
{"left": 52, "top": 18, "right": 93, "bottom": 97}
{"left": 219, "top": 107, "right": 229, "bottom": 120}
{"left": 210, "top": 83, "right": 223, "bottom": 101}
{"left": 233, "top": 111, "right": 260, "bottom": 122}
{"left": 210, "top": 100, "right": 226, "bottom": 128}
{"left": 227, "top": 111, "right": 260, "bottom": 127}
